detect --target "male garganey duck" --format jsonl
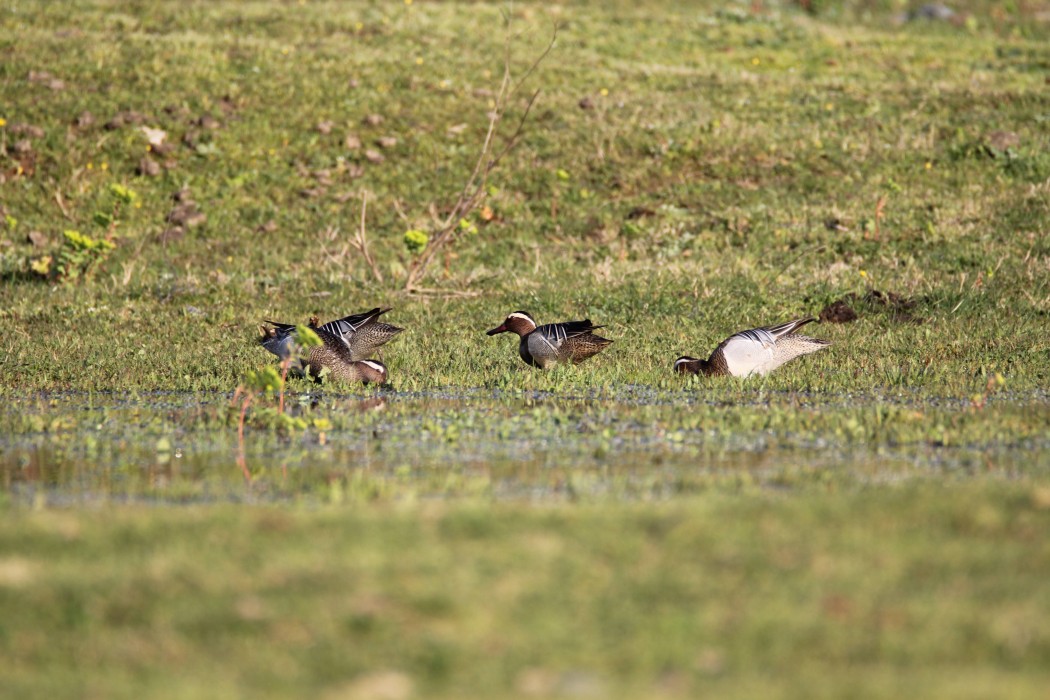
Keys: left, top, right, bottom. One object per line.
{"left": 674, "top": 317, "right": 829, "bottom": 377}
{"left": 259, "top": 307, "right": 402, "bottom": 384}
{"left": 486, "top": 311, "right": 613, "bottom": 369}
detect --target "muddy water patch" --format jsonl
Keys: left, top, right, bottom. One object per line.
{"left": 1, "top": 391, "right": 1049, "bottom": 506}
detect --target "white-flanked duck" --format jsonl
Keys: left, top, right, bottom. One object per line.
{"left": 674, "top": 317, "right": 829, "bottom": 377}
{"left": 486, "top": 311, "right": 613, "bottom": 369}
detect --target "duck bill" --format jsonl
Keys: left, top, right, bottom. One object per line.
{"left": 486, "top": 323, "right": 508, "bottom": 336}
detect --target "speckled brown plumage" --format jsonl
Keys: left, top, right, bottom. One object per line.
{"left": 309, "top": 307, "right": 403, "bottom": 362}
{"left": 303, "top": 340, "right": 388, "bottom": 384}
{"left": 259, "top": 307, "right": 400, "bottom": 384}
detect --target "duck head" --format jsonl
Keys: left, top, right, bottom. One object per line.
{"left": 259, "top": 323, "right": 299, "bottom": 360}
{"left": 356, "top": 359, "right": 389, "bottom": 385}
{"left": 486, "top": 311, "right": 538, "bottom": 337}
{"left": 673, "top": 356, "right": 707, "bottom": 376}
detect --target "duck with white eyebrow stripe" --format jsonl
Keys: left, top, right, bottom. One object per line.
{"left": 486, "top": 311, "right": 613, "bottom": 369}
{"left": 674, "top": 317, "right": 829, "bottom": 377}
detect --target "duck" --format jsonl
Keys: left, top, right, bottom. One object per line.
{"left": 259, "top": 307, "right": 401, "bottom": 384}
{"left": 674, "top": 317, "right": 829, "bottom": 377}
{"left": 310, "top": 307, "right": 403, "bottom": 361}
{"left": 304, "top": 353, "right": 388, "bottom": 384}
{"left": 486, "top": 311, "right": 612, "bottom": 369}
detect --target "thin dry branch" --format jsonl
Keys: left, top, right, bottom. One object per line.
{"left": 404, "top": 23, "right": 558, "bottom": 292}
{"left": 405, "top": 286, "right": 483, "bottom": 298}
{"left": 348, "top": 191, "right": 384, "bottom": 284}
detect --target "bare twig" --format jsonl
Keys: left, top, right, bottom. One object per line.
{"left": 404, "top": 22, "right": 558, "bottom": 292}
{"left": 233, "top": 389, "right": 253, "bottom": 483}
{"left": 54, "top": 189, "right": 72, "bottom": 220}
{"left": 872, "top": 195, "right": 886, "bottom": 240}
{"left": 318, "top": 225, "right": 350, "bottom": 265}
{"left": 405, "top": 286, "right": 483, "bottom": 298}
{"left": 344, "top": 191, "right": 384, "bottom": 284}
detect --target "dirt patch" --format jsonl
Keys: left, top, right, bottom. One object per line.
{"left": 820, "top": 289, "right": 923, "bottom": 324}
{"left": 819, "top": 300, "right": 857, "bottom": 324}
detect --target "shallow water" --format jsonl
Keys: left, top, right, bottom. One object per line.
{"left": 2, "top": 390, "right": 1048, "bottom": 506}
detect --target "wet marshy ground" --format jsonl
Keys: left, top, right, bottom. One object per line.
{"left": 3, "top": 389, "right": 1048, "bottom": 507}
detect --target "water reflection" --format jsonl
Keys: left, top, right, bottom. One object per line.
{"left": 1, "top": 391, "right": 1048, "bottom": 506}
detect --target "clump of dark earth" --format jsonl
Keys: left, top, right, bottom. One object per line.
{"left": 626, "top": 206, "right": 656, "bottom": 219}
{"left": 983, "top": 131, "right": 1020, "bottom": 158}
{"left": 105, "top": 110, "right": 148, "bottom": 130}
{"left": 136, "top": 157, "right": 161, "bottom": 177}
{"left": 819, "top": 300, "right": 857, "bottom": 324}
{"left": 820, "top": 289, "right": 923, "bottom": 324}
{"left": 196, "top": 114, "right": 220, "bottom": 130}
{"left": 73, "top": 111, "right": 95, "bottom": 128}
{"left": 160, "top": 188, "right": 206, "bottom": 241}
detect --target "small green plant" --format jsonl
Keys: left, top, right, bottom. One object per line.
{"left": 457, "top": 218, "right": 478, "bottom": 236}
{"left": 52, "top": 229, "right": 116, "bottom": 283}
{"left": 98, "top": 183, "right": 138, "bottom": 236}
{"left": 404, "top": 229, "right": 429, "bottom": 255}
{"left": 31, "top": 184, "right": 138, "bottom": 284}
{"left": 232, "top": 323, "right": 324, "bottom": 471}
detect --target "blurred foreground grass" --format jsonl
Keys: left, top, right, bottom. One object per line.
{"left": 2, "top": 485, "right": 1050, "bottom": 699}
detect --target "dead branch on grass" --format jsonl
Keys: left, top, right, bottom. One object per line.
{"left": 402, "top": 21, "right": 558, "bottom": 293}
{"left": 349, "top": 191, "right": 384, "bottom": 284}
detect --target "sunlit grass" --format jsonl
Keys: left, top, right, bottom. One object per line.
{"left": 2, "top": 1, "right": 1050, "bottom": 697}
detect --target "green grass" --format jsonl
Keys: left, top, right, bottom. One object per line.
{"left": 2, "top": 1, "right": 1050, "bottom": 697}
{"left": 3, "top": 487, "right": 1050, "bottom": 699}
{"left": 1, "top": 0, "right": 1048, "bottom": 394}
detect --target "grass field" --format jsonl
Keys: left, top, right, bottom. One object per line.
{"left": 2, "top": 0, "right": 1050, "bottom": 697}
{"left": 4, "top": 489, "right": 1050, "bottom": 699}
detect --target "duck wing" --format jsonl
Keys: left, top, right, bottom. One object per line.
{"left": 535, "top": 319, "right": 604, "bottom": 344}
{"left": 317, "top": 307, "right": 389, "bottom": 340}
{"left": 753, "top": 317, "right": 818, "bottom": 342}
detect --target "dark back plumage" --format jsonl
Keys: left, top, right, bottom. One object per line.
{"left": 526, "top": 319, "right": 612, "bottom": 367}
{"left": 315, "top": 307, "right": 387, "bottom": 338}
{"left": 315, "top": 307, "right": 403, "bottom": 362}
{"left": 535, "top": 319, "right": 604, "bottom": 342}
